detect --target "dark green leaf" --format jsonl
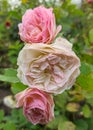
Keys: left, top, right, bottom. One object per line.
{"left": 86, "top": 117, "right": 93, "bottom": 130}
{"left": 75, "top": 119, "right": 88, "bottom": 130}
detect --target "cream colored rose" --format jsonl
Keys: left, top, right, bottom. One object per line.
{"left": 17, "top": 37, "right": 80, "bottom": 94}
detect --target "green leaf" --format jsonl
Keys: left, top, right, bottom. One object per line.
{"left": 0, "top": 75, "right": 19, "bottom": 83}
{"left": 77, "top": 74, "right": 93, "bottom": 91}
{"left": 81, "top": 53, "right": 93, "bottom": 64}
{"left": 0, "top": 68, "right": 19, "bottom": 83}
{"left": 58, "top": 121, "right": 76, "bottom": 130}
{"left": 75, "top": 119, "right": 88, "bottom": 130}
{"left": 4, "top": 122, "right": 16, "bottom": 130}
{"left": 82, "top": 104, "right": 91, "bottom": 118}
{"left": 89, "top": 29, "right": 93, "bottom": 43}
{"left": 47, "top": 116, "right": 67, "bottom": 129}
{"left": 80, "top": 62, "right": 91, "bottom": 75}
{"left": 82, "top": 90, "right": 93, "bottom": 99}
{"left": 0, "top": 110, "right": 4, "bottom": 122}
{"left": 47, "top": 116, "right": 61, "bottom": 129}
{"left": 54, "top": 92, "right": 68, "bottom": 110}
{"left": 11, "top": 82, "right": 27, "bottom": 94}
{"left": 87, "top": 98, "right": 93, "bottom": 105}
{"left": 77, "top": 62, "right": 93, "bottom": 94}
{"left": 4, "top": 68, "right": 17, "bottom": 76}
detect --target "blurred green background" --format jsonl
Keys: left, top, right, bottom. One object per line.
{"left": 0, "top": 0, "right": 93, "bottom": 130}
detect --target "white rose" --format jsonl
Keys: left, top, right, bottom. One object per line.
{"left": 17, "top": 37, "right": 80, "bottom": 94}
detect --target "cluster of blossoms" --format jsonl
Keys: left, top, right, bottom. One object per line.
{"left": 15, "top": 6, "right": 80, "bottom": 125}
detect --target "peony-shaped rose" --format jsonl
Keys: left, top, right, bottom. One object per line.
{"left": 17, "top": 37, "right": 80, "bottom": 94}
{"left": 15, "top": 88, "right": 54, "bottom": 125}
{"left": 18, "top": 6, "right": 61, "bottom": 44}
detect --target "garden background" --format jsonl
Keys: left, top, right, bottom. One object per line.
{"left": 0, "top": 0, "right": 93, "bottom": 130}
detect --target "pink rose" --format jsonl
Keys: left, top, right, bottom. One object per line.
{"left": 17, "top": 37, "right": 80, "bottom": 94}
{"left": 15, "top": 88, "right": 54, "bottom": 125}
{"left": 87, "top": 0, "right": 93, "bottom": 3}
{"left": 18, "top": 6, "right": 61, "bottom": 44}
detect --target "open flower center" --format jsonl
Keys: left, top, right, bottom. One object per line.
{"left": 26, "top": 53, "right": 75, "bottom": 92}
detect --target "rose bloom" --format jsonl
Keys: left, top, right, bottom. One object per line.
{"left": 87, "top": 0, "right": 93, "bottom": 3}
{"left": 18, "top": 6, "right": 61, "bottom": 44}
{"left": 15, "top": 88, "right": 54, "bottom": 125}
{"left": 17, "top": 37, "right": 80, "bottom": 94}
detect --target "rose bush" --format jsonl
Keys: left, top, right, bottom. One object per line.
{"left": 17, "top": 37, "right": 80, "bottom": 94}
{"left": 18, "top": 6, "right": 61, "bottom": 44}
{"left": 15, "top": 88, "right": 54, "bottom": 125}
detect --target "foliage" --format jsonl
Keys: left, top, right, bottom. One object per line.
{"left": 0, "top": 0, "right": 93, "bottom": 130}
